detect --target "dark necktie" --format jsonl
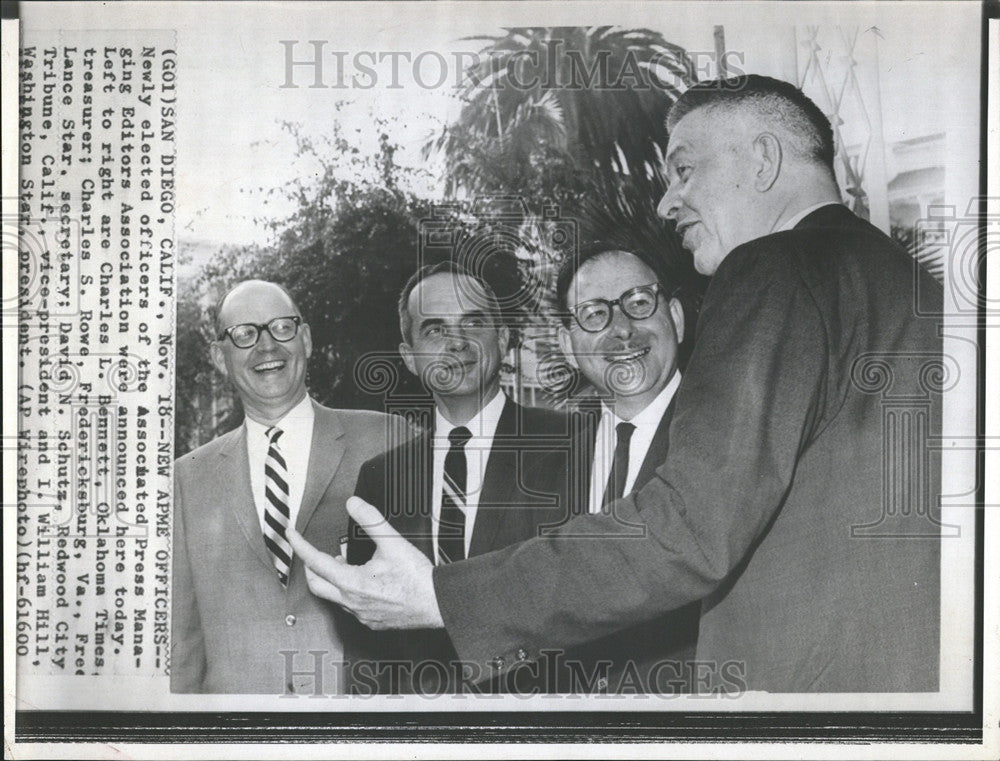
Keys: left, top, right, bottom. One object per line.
{"left": 263, "top": 426, "right": 293, "bottom": 586}
{"left": 601, "top": 421, "right": 636, "bottom": 510}
{"left": 438, "top": 426, "right": 472, "bottom": 565}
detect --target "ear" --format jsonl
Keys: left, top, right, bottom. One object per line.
{"left": 752, "top": 132, "right": 782, "bottom": 192}
{"left": 556, "top": 325, "right": 580, "bottom": 370}
{"left": 300, "top": 322, "right": 313, "bottom": 359}
{"left": 667, "top": 297, "right": 685, "bottom": 344}
{"left": 209, "top": 341, "right": 229, "bottom": 378}
{"left": 399, "top": 341, "right": 417, "bottom": 376}
{"left": 497, "top": 324, "right": 510, "bottom": 357}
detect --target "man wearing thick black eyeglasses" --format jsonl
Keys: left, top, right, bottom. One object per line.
{"left": 171, "top": 279, "right": 407, "bottom": 694}
{"left": 540, "top": 247, "right": 699, "bottom": 693}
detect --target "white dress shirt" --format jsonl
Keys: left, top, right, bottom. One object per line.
{"left": 431, "top": 390, "right": 507, "bottom": 562}
{"left": 245, "top": 395, "right": 315, "bottom": 534}
{"left": 588, "top": 372, "right": 681, "bottom": 514}
{"left": 777, "top": 201, "right": 842, "bottom": 232}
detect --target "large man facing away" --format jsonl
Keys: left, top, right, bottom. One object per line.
{"left": 291, "top": 75, "right": 943, "bottom": 693}
{"left": 171, "top": 280, "right": 406, "bottom": 693}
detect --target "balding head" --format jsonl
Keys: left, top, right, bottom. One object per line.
{"left": 658, "top": 74, "right": 843, "bottom": 275}
{"left": 666, "top": 74, "right": 836, "bottom": 171}
{"left": 210, "top": 279, "right": 312, "bottom": 426}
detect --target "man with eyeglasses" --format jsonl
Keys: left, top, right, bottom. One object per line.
{"left": 171, "top": 279, "right": 408, "bottom": 694}
{"left": 540, "top": 246, "right": 699, "bottom": 693}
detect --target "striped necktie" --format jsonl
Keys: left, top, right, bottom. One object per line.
{"left": 437, "top": 426, "right": 472, "bottom": 565}
{"left": 263, "top": 426, "right": 293, "bottom": 586}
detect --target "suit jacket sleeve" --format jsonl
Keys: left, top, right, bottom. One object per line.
{"left": 434, "top": 243, "right": 829, "bottom": 671}
{"left": 169, "top": 463, "right": 207, "bottom": 692}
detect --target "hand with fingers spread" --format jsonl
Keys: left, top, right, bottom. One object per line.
{"left": 287, "top": 496, "right": 444, "bottom": 630}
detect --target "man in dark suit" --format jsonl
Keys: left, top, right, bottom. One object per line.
{"left": 339, "top": 261, "right": 569, "bottom": 694}
{"left": 546, "top": 246, "right": 699, "bottom": 693}
{"left": 171, "top": 280, "right": 406, "bottom": 694}
{"left": 292, "top": 75, "right": 943, "bottom": 694}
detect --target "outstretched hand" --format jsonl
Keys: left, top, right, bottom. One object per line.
{"left": 287, "top": 496, "right": 444, "bottom": 630}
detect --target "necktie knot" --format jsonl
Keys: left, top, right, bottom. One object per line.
{"left": 266, "top": 426, "right": 284, "bottom": 446}
{"left": 616, "top": 421, "right": 636, "bottom": 444}
{"left": 448, "top": 425, "right": 472, "bottom": 448}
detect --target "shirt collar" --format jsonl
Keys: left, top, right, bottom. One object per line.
{"left": 603, "top": 370, "right": 681, "bottom": 429}
{"left": 244, "top": 395, "right": 314, "bottom": 438}
{"left": 776, "top": 202, "right": 843, "bottom": 233}
{"left": 434, "top": 389, "right": 507, "bottom": 441}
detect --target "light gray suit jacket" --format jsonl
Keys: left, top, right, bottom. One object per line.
{"left": 170, "top": 401, "right": 407, "bottom": 694}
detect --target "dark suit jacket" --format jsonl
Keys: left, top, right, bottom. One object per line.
{"left": 550, "top": 396, "right": 700, "bottom": 694}
{"left": 171, "top": 402, "right": 408, "bottom": 694}
{"left": 435, "top": 205, "right": 943, "bottom": 693}
{"left": 344, "top": 397, "right": 571, "bottom": 694}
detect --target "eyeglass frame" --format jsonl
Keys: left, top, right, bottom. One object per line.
{"left": 217, "top": 315, "right": 303, "bottom": 348}
{"left": 567, "top": 283, "right": 672, "bottom": 333}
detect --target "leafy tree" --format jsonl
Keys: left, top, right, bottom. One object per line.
{"left": 891, "top": 224, "right": 944, "bottom": 283}
{"left": 174, "top": 268, "right": 218, "bottom": 455}
{"left": 428, "top": 27, "right": 691, "bottom": 199}
{"left": 176, "top": 117, "right": 442, "bottom": 455}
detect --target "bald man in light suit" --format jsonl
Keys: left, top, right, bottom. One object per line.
{"left": 171, "top": 280, "right": 408, "bottom": 694}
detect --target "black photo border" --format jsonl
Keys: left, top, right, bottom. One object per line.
{"left": 10, "top": 0, "right": 996, "bottom": 751}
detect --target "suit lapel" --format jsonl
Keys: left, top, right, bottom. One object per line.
{"left": 219, "top": 426, "right": 274, "bottom": 572}
{"left": 295, "top": 401, "right": 346, "bottom": 533}
{"left": 580, "top": 405, "right": 600, "bottom": 497}
{"left": 469, "top": 400, "right": 516, "bottom": 557}
{"left": 399, "top": 431, "right": 435, "bottom": 561}
{"left": 377, "top": 431, "right": 435, "bottom": 562}
{"left": 634, "top": 397, "right": 676, "bottom": 490}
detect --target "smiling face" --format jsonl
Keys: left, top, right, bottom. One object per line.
{"left": 558, "top": 252, "right": 683, "bottom": 420}
{"left": 210, "top": 281, "right": 312, "bottom": 425}
{"left": 657, "top": 107, "right": 763, "bottom": 276}
{"left": 399, "top": 272, "right": 509, "bottom": 420}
